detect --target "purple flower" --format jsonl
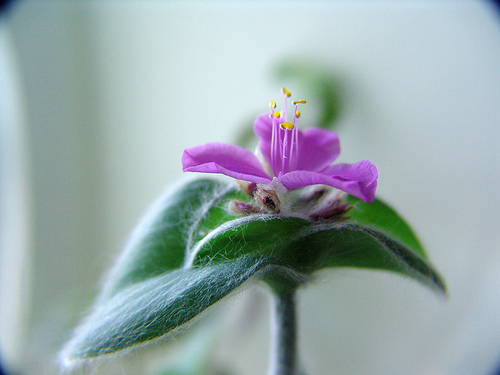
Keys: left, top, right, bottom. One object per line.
{"left": 182, "top": 89, "right": 378, "bottom": 203}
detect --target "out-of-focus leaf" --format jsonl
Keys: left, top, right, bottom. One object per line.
{"left": 274, "top": 60, "right": 343, "bottom": 129}
{"left": 234, "top": 60, "right": 342, "bottom": 148}
{"left": 233, "top": 118, "right": 257, "bottom": 149}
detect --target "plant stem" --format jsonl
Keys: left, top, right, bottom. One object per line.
{"left": 269, "top": 288, "right": 298, "bottom": 375}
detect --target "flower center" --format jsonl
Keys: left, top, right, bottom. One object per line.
{"left": 269, "top": 88, "right": 306, "bottom": 176}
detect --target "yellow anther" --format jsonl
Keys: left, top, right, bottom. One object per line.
{"left": 295, "top": 110, "right": 301, "bottom": 118}
{"left": 292, "top": 100, "right": 306, "bottom": 105}
{"left": 281, "top": 87, "right": 292, "bottom": 97}
{"left": 269, "top": 101, "right": 277, "bottom": 109}
{"left": 280, "top": 121, "right": 294, "bottom": 130}
{"left": 274, "top": 112, "right": 281, "bottom": 118}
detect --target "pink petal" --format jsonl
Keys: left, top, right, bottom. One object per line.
{"left": 253, "top": 112, "right": 275, "bottom": 167}
{"left": 278, "top": 160, "right": 378, "bottom": 202}
{"left": 297, "top": 128, "right": 340, "bottom": 172}
{"left": 253, "top": 113, "right": 341, "bottom": 173}
{"left": 182, "top": 142, "right": 272, "bottom": 183}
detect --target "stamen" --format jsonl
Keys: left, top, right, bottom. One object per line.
{"left": 291, "top": 125, "right": 298, "bottom": 170}
{"left": 281, "top": 87, "right": 292, "bottom": 97}
{"left": 282, "top": 125, "right": 290, "bottom": 172}
{"left": 291, "top": 101, "right": 306, "bottom": 171}
{"left": 279, "top": 122, "right": 294, "bottom": 172}
{"left": 270, "top": 100, "right": 277, "bottom": 175}
{"left": 292, "top": 99, "right": 306, "bottom": 127}
{"left": 282, "top": 87, "right": 291, "bottom": 122}
{"left": 268, "top": 89, "right": 307, "bottom": 175}
{"left": 280, "top": 122, "right": 294, "bottom": 130}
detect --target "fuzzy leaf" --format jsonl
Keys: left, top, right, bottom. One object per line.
{"left": 62, "top": 178, "right": 445, "bottom": 364}
{"left": 98, "top": 179, "right": 247, "bottom": 301}
{"left": 62, "top": 256, "right": 288, "bottom": 363}
{"left": 190, "top": 203, "right": 446, "bottom": 293}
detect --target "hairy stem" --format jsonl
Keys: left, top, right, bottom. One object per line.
{"left": 269, "top": 288, "right": 298, "bottom": 375}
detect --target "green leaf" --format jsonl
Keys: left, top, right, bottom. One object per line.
{"left": 62, "top": 256, "right": 283, "bottom": 363}
{"left": 190, "top": 203, "right": 446, "bottom": 294}
{"left": 62, "top": 178, "right": 445, "bottom": 364}
{"left": 345, "top": 195, "right": 426, "bottom": 257}
{"left": 98, "top": 179, "right": 247, "bottom": 301}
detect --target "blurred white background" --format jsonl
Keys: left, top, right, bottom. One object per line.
{"left": 1, "top": 1, "right": 499, "bottom": 374}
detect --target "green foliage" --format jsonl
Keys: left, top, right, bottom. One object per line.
{"left": 62, "top": 178, "right": 445, "bottom": 365}
{"left": 64, "top": 256, "right": 274, "bottom": 360}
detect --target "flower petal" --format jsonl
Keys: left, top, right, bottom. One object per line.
{"left": 278, "top": 160, "right": 378, "bottom": 202}
{"left": 182, "top": 142, "right": 272, "bottom": 183}
{"left": 297, "top": 128, "right": 340, "bottom": 172}
{"left": 253, "top": 112, "right": 275, "bottom": 167}
{"left": 253, "top": 113, "right": 341, "bottom": 173}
